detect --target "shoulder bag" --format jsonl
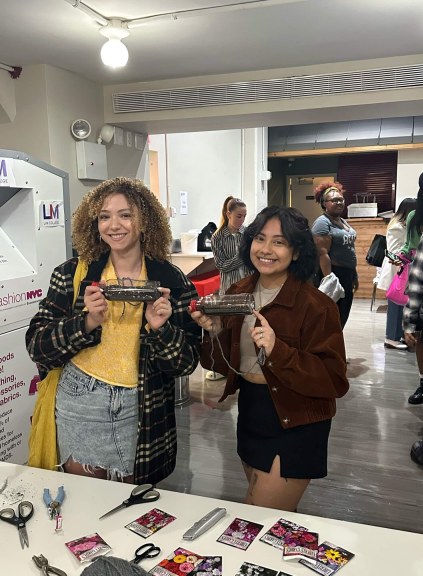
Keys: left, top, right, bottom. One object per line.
{"left": 27, "top": 258, "right": 88, "bottom": 470}
{"left": 366, "top": 234, "right": 387, "bottom": 267}
{"left": 386, "top": 260, "right": 411, "bottom": 306}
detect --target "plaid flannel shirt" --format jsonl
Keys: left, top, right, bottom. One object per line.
{"left": 403, "top": 238, "right": 423, "bottom": 333}
{"left": 26, "top": 254, "right": 201, "bottom": 484}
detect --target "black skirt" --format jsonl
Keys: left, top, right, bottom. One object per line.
{"left": 237, "top": 378, "right": 331, "bottom": 479}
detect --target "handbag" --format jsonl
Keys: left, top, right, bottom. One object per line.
{"left": 27, "top": 258, "right": 88, "bottom": 470}
{"left": 386, "top": 261, "right": 410, "bottom": 306}
{"left": 366, "top": 234, "right": 387, "bottom": 267}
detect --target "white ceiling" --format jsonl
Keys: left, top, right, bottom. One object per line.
{"left": 1, "top": 0, "right": 423, "bottom": 85}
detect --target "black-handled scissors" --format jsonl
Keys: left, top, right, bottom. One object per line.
{"left": 99, "top": 483, "right": 160, "bottom": 519}
{"left": 0, "top": 500, "right": 34, "bottom": 548}
{"left": 131, "top": 542, "right": 161, "bottom": 565}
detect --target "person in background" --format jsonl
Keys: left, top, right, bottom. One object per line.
{"left": 191, "top": 206, "right": 349, "bottom": 511}
{"left": 401, "top": 173, "right": 423, "bottom": 405}
{"left": 378, "top": 198, "right": 417, "bottom": 349}
{"left": 312, "top": 181, "right": 358, "bottom": 329}
{"left": 403, "top": 231, "right": 423, "bottom": 465}
{"left": 206, "top": 196, "right": 251, "bottom": 380}
{"left": 26, "top": 177, "right": 201, "bottom": 484}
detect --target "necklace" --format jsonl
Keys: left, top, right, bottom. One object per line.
{"left": 255, "top": 281, "right": 284, "bottom": 310}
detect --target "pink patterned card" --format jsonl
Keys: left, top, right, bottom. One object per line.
{"left": 125, "top": 508, "right": 176, "bottom": 538}
{"left": 260, "top": 518, "right": 308, "bottom": 550}
{"left": 217, "top": 517, "right": 263, "bottom": 550}
{"left": 65, "top": 532, "right": 111, "bottom": 563}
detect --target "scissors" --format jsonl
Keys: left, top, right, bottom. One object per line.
{"left": 99, "top": 483, "right": 160, "bottom": 519}
{"left": 0, "top": 500, "right": 34, "bottom": 548}
{"left": 131, "top": 542, "right": 161, "bottom": 565}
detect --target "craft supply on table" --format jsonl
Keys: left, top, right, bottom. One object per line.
{"left": 183, "top": 507, "right": 227, "bottom": 540}
{"left": 126, "top": 508, "right": 176, "bottom": 538}
{"left": 99, "top": 484, "right": 160, "bottom": 520}
{"left": 0, "top": 500, "right": 34, "bottom": 549}
{"left": 130, "top": 542, "right": 161, "bottom": 565}
{"left": 32, "top": 553, "right": 68, "bottom": 576}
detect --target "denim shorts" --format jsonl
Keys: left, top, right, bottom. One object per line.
{"left": 56, "top": 362, "right": 139, "bottom": 479}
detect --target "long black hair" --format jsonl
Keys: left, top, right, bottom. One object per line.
{"left": 407, "top": 173, "right": 423, "bottom": 236}
{"left": 239, "top": 206, "right": 317, "bottom": 281}
{"left": 389, "top": 197, "right": 416, "bottom": 229}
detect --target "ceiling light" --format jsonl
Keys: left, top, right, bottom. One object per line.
{"left": 99, "top": 20, "right": 129, "bottom": 68}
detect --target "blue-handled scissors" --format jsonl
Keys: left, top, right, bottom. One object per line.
{"left": 0, "top": 500, "right": 34, "bottom": 548}
{"left": 99, "top": 483, "right": 160, "bottom": 519}
{"left": 131, "top": 542, "right": 161, "bottom": 565}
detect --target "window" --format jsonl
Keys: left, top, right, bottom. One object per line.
{"left": 338, "top": 152, "right": 397, "bottom": 214}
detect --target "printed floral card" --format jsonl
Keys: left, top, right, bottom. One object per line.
{"left": 282, "top": 529, "right": 319, "bottom": 564}
{"left": 235, "top": 561, "right": 294, "bottom": 576}
{"left": 260, "top": 518, "right": 308, "bottom": 550}
{"left": 125, "top": 508, "right": 176, "bottom": 538}
{"left": 299, "top": 541, "right": 355, "bottom": 575}
{"left": 217, "top": 517, "right": 264, "bottom": 550}
{"left": 65, "top": 532, "right": 111, "bottom": 563}
{"left": 149, "top": 547, "right": 204, "bottom": 576}
{"left": 192, "top": 556, "right": 222, "bottom": 576}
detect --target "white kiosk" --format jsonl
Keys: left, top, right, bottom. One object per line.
{"left": 0, "top": 150, "right": 71, "bottom": 464}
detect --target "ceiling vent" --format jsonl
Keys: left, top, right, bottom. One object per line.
{"left": 112, "top": 64, "right": 423, "bottom": 114}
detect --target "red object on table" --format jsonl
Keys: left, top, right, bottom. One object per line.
{"left": 190, "top": 271, "right": 220, "bottom": 297}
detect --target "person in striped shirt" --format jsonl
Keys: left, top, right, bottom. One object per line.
{"left": 206, "top": 197, "right": 251, "bottom": 380}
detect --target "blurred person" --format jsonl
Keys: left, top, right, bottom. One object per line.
{"left": 191, "top": 206, "right": 349, "bottom": 511}
{"left": 401, "top": 173, "right": 423, "bottom": 404}
{"left": 312, "top": 181, "right": 358, "bottom": 328}
{"left": 378, "top": 198, "right": 417, "bottom": 349}
{"left": 26, "top": 177, "right": 201, "bottom": 483}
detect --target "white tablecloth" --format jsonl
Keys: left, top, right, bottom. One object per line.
{"left": 1, "top": 462, "right": 422, "bottom": 575}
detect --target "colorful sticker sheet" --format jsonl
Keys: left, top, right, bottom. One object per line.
{"left": 125, "top": 508, "right": 176, "bottom": 538}
{"left": 65, "top": 532, "right": 111, "bottom": 563}
{"left": 217, "top": 517, "right": 264, "bottom": 550}
{"left": 260, "top": 518, "right": 308, "bottom": 550}
{"left": 299, "top": 541, "right": 355, "bottom": 575}
{"left": 235, "top": 561, "right": 294, "bottom": 576}
{"left": 150, "top": 547, "right": 204, "bottom": 576}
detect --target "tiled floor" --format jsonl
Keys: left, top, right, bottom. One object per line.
{"left": 158, "top": 298, "right": 423, "bottom": 534}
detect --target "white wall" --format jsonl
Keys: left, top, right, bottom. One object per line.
{"left": 149, "top": 130, "right": 244, "bottom": 239}
{"left": 397, "top": 149, "right": 423, "bottom": 207}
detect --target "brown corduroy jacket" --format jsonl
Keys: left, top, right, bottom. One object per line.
{"left": 201, "top": 271, "right": 349, "bottom": 428}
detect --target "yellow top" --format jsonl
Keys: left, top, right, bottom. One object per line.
{"left": 72, "top": 257, "right": 146, "bottom": 387}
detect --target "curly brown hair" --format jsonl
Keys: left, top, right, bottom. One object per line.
{"left": 72, "top": 177, "right": 172, "bottom": 263}
{"left": 314, "top": 180, "right": 345, "bottom": 209}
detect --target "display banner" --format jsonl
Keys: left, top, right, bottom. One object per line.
{"left": 0, "top": 158, "right": 16, "bottom": 187}
{"left": 0, "top": 327, "right": 38, "bottom": 464}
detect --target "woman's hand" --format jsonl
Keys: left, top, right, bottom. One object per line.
{"left": 84, "top": 283, "right": 108, "bottom": 332}
{"left": 250, "top": 310, "right": 275, "bottom": 357}
{"left": 146, "top": 287, "right": 172, "bottom": 331}
{"left": 189, "top": 309, "right": 222, "bottom": 334}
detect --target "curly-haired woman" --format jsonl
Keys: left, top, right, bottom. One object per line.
{"left": 26, "top": 177, "right": 201, "bottom": 484}
{"left": 312, "top": 181, "right": 358, "bottom": 328}
{"left": 191, "top": 206, "right": 349, "bottom": 511}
